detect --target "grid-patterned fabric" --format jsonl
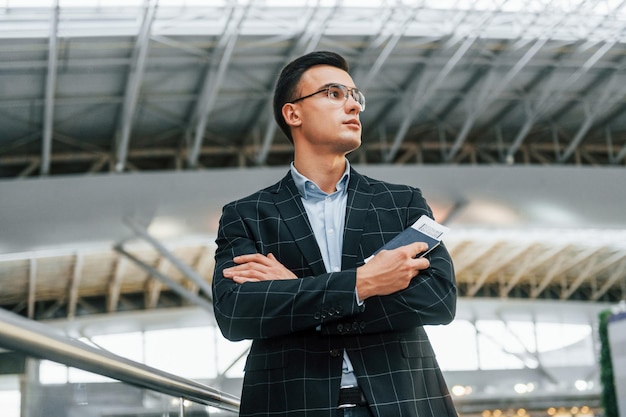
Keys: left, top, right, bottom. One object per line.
{"left": 212, "top": 168, "right": 458, "bottom": 417}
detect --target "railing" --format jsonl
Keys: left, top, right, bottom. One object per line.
{"left": 0, "top": 307, "right": 240, "bottom": 415}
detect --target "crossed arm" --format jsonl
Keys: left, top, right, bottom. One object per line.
{"left": 222, "top": 242, "right": 432, "bottom": 301}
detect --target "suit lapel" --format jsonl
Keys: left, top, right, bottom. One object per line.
{"left": 272, "top": 173, "right": 326, "bottom": 276}
{"left": 342, "top": 169, "right": 373, "bottom": 270}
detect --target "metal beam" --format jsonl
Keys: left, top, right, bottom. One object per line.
{"left": 505, "top": 12, "right": 623, "bottom": 161}
{"left": 499, "top": 245, "right": 570, "bottom": 297}
{"left": 384, "top": 0, "right": 512, "bottom": 163}
{"left": 558, "top": 70, "right": 626, "bottom": 162}
{"left": 499, "top": 315, "right": 561, "bottom": 384}
{"left": 474, "top": 325, "right": 557, "bottom": 383}
{"left": 215, "top": 345, "right": 250, "bottom": 384}
{"left": 562, "top": 251, "right": 626, "bottom": 300}
{"left": 530, "top": 250, "right": 569, "bottom": 299}
{"left": 124, "top": 218, "right": 213, "bottom": 301}
{"left": 384, "top": 34, "right": 477, "bottom": 163}
{"left": 592, "top": 260, "right": 626, "bottom": 301}
{"left": 18, "top": 160, "right": 40, "bottom": 178}
{"left": 41, "top": 0, "right": 60, "bottom": 176}
{"left": 614, "top": 142, "right": 626, "bottom": 165}
{"left": 531, "top": 248, "right": 603, "bottom": 298}
{"left": 28, "top": 258, "right": 37, "bottom": 320}
{"left": 354, "top": 2, "right": 425, "bottom": 90}
{"left": 114, "top": 244, "right": 213, "bottom": 312}
{"left": 107, "top": 255, "right": 127, "bottom": 313}
{"left": 453, "top": 242, "right": 501, "bottom": 277}
{"left": 460, "top": 0, "right": 612, "bottom": 162}
{"left": 445, "top": 36, "right": 550, "bottom": 162}
{"left": 255, "top": 3, "right": 337, "bottom": 166}
{"left": 557, "top": 107, "right": 596, "bottom": 163}
{"left": 467, "top": 244, "right": 529, "bottom": 297}
{"left": 443, "top": 0, "right": 563, "bottom": 162}
{"left": 114, "top": 0, "right": 158, "bottom": 173}
{"left": 187, "top": 3, "right": 249, "bottom": 168}
{"left": 67, "top": 253, "right": 84, "bottom": 319}
{"left": 560, "top": 256, "right": 598, "bottom": 300}
{"left": 146, "top": 257, "right": 168, "bottom": 309}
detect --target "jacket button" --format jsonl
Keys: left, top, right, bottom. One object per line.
{"left": 336, "top": 323, "right": 344, "bottom": 332}
{"left": 314, "top": 311, "right": 321, "bottom": 320}
{"left": 330, "top": 349, "right": 342, "bottom": 358}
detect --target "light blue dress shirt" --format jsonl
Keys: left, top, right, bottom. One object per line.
{"left": 290, "top": 161, "right": 359, "bottom": 387}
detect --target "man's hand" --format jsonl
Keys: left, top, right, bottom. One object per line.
{"left": 356, "top": 242, "right": 430, "bottom": 300}
{"left": 222, "top": 253, "right": 297, "bottom": 284}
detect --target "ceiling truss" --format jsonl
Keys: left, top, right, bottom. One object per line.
{"left": 1, "top": 234, "right": 624, "bottom": 321}
{"left": 1, "top": 1, "right": 626, "bottom": 178}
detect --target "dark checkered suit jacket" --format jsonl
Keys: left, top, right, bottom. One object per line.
{"left": 212, "top": 168, "right": 457, "bottom": 417}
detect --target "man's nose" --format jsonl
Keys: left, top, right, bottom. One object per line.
{"left": 345, "top": 94, "right": 361, "bottom": 113}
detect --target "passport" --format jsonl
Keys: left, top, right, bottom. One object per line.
{"left": 365, "top": 215, "right": 450, "bottom": 263}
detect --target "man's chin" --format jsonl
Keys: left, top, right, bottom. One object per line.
{"left": 337, "top": 136, "right": 361, "bottom": 154}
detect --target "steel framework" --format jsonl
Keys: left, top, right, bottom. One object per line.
{"left": 1, "top": 0, "right": 626, "bottom": 178}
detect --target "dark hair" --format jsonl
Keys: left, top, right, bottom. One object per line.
{"left": 273, "top": 51, "right": 349, "bottom": 144}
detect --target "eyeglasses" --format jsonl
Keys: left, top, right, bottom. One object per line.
{"left": 289, "top": 83, "right": 366, "bottom": 112}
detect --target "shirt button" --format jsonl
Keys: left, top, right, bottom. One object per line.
{"left": 332, "top": 266, "right": 340, "bottom": 272}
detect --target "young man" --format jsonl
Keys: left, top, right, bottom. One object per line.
{"left": 212, "top": 51, "right": 457, "bottom": 417}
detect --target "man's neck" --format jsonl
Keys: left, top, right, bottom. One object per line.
{"left": 293, "top": 154, "right": 347, "bottom": 194}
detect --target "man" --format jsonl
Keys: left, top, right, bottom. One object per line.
{"left": 212, "top": 51, "right": 457, "bottom": 417}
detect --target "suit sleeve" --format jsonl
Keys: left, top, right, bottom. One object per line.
{"left": 322, "top": 189, "right": 457, "bottom": 336}
{"left": 212, "top": 201, "right": 364, "bottom": 342}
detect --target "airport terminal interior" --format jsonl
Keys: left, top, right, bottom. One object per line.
{"left": 1, "top": 1, "right": 625, "bottom": 416}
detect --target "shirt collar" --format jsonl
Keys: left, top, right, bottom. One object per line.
{"left": 290, "top": 160, "right": 351, "bottom": 200}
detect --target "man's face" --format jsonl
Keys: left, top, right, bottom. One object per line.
{"left": 289, "top": 65, "right": 362, "bottom": 155}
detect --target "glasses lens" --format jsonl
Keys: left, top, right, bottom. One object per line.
{"left": 353, "top": 89, "right": 366, "bottom": 111}
{"left": 327, "top": 85, "right": 347, "bottom": 102}
{"left": 327, "top": 84, "right": 365, "bottom": 111}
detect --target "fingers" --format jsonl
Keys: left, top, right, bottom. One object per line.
{"left": 407, "top": 241, "right": 429, "bottom": 258}
{"left": 233, "top": 277, "right": 260, "bottom": 284}
{"left": 223, "top": 253, "right": 297, "bottom": 282}
{"left": 375, "top": 242, "right": 429, "bottom": 264}
{"left": 233, "top": 253, "right": 271, "bottom": 265}
{"left": 223, "top": 266, "right": 261, "bottom": 278}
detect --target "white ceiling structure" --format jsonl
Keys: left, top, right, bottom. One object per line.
{"left": 2, "top": 0, "right": 626, "bottom": 175}
{"left": 1, "top": 0, "right": 626, "bottom": 414}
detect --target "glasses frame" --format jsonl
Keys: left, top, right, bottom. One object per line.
{"left": 289, "top": 83, "right": 366, "bottom": 111}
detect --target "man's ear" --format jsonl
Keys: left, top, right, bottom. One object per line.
{"left": 282, "top": 103, "right": 302, "bottom": 128}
